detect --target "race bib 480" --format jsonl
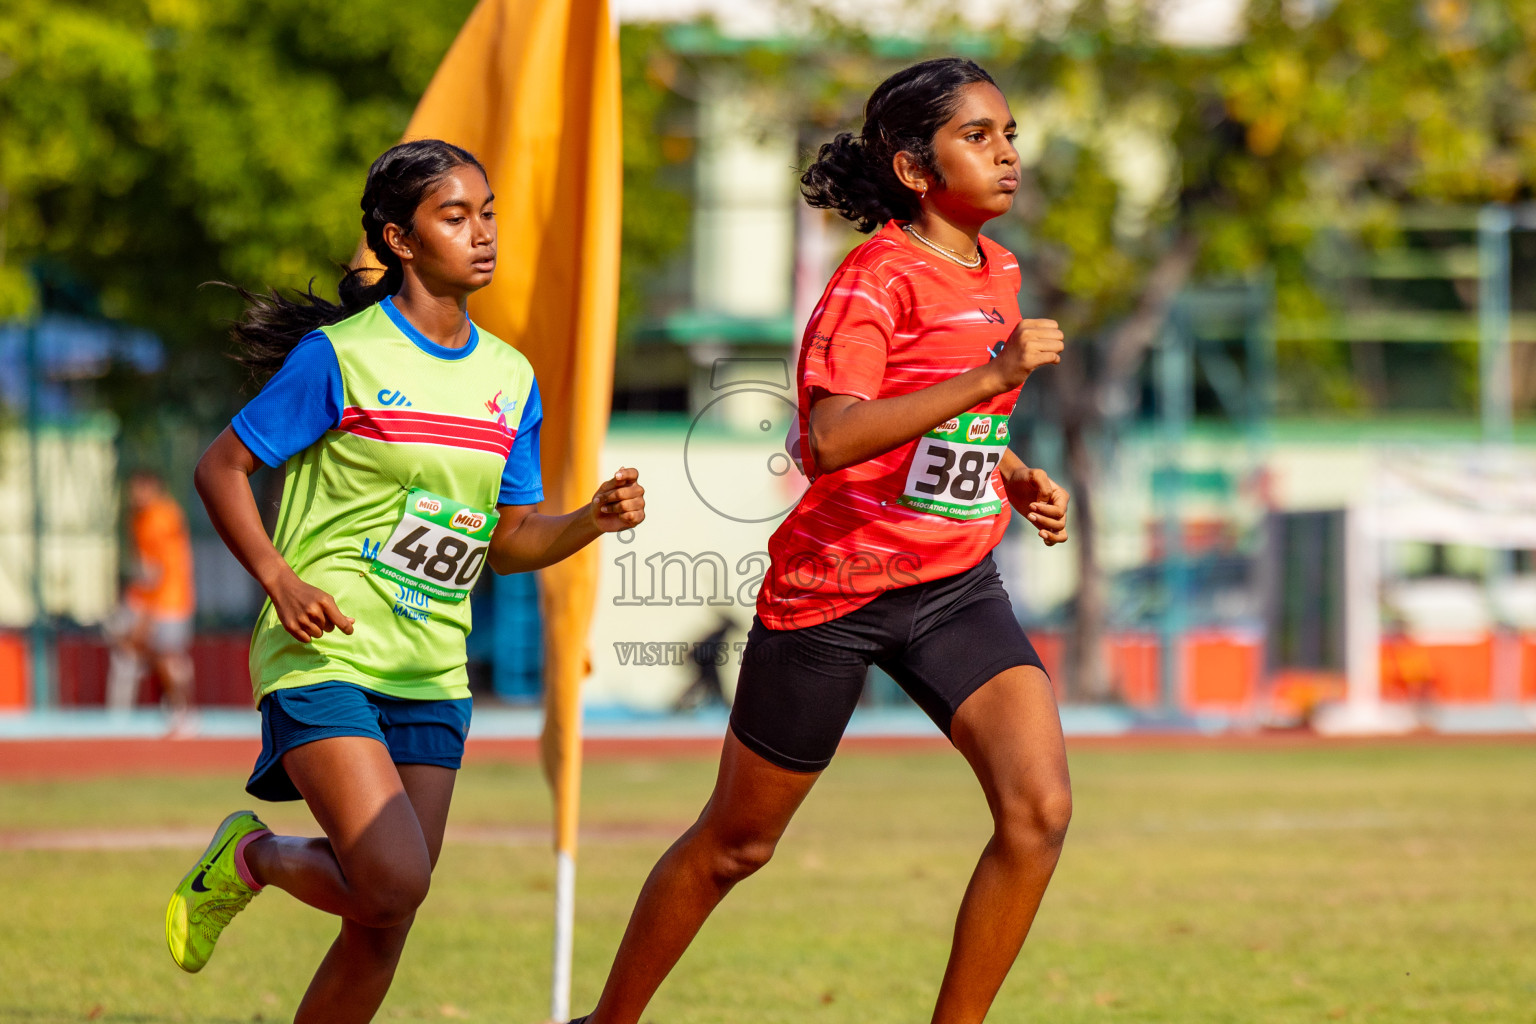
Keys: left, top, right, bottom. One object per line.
{"left": 369, "top": 488, "right": 499, "bottom": 603}
{"left": 897, "top": 413, "right": 1009, "bottom": 520}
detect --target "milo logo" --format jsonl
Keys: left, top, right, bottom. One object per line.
{"left": 939, "top": 418, "right": 961, "bottom": 435}
{"left": 415, "top": 496, "right": 443, "bottom": 515}
{"left": 997, "top": 422, "right": 1009, "bottom": 441}
{"left": 452, "top": 510, "right": 487, "bottom": 532}
{"left": 968, "top": 418, "right": 992, "bottom": 442}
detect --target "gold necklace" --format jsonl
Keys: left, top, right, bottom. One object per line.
{"left": 903, "top": 224, "right": 983, "bottom": 268}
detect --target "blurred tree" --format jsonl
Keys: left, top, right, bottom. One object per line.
{"left": 0, "top": 0, "right": 475, "bottom": 444}
{"left": 994, "top": 0, "right": 1536, "bottom": 697}
{"left": 0, "top": 3, "right": 693, "bottom": 433}
{"left": 754, "top": 0, "right": 1536, "bottom": 697}
{"left": 615, "top": 23, "right": 694, "bottom": 345}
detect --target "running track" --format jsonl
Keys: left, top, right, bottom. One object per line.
{"left": 3, "top": 731, "right": 1531, "bottom": 781}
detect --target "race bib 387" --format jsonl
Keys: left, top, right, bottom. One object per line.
{"left": 897, "top": 413, "right": 1009, "bottom": 520}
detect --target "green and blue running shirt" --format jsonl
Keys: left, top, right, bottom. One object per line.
{"left": 231, "top": 296, "right": 543, "bottom": 703}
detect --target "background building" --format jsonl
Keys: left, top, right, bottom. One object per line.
{"left": 3, "top": 0, "right": 1535, "bottom": 728}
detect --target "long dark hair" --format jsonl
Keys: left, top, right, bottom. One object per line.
{"left": 227, "top": 139, "right": 486, "bottom": 383}
{"left": 801, "top": 58, "right": 997, "bottom": 233}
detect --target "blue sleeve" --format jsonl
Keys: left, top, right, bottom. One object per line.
{"left": 499, "top": 378, "right": 545, "bottom": 505}
{"left": 231, "top": 332, "right": 344, "bottom": 468}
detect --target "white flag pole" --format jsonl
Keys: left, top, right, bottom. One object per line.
{"left": 551, "top": 849, "right": 576, "bottom": 1021}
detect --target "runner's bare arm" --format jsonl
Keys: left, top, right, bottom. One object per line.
{"left": 809, "top": 319, "right": 1063, "bottom": 473}
{"left": 488, "top": 467, "right": 645, "bottom": 575}
{"left": 194, "top": 427, "right": 355, "bottom": 642}
{"left": 999, "top": 448, "right": 1070, "bottom": 546}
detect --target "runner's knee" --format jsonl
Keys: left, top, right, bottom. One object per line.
{"left": 997, "top": 782, "right": 1073, "bottom": 852}
{"left": 352, "top": 860, "right": 431, "bottom": 929}
{"left": 707, "top": 832, "right": 779, "bottom": 885}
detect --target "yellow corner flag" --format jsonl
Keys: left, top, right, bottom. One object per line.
{"left": 401, "top": 0, "right": 620, "bottom": 1018}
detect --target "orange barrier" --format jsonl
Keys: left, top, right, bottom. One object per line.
{"left": 0, "top": 633, "right": 28, "bottom": 709}
{"left": 1521, "top": 636, "right": 1536, "bottom": 701}
{"left": 1184, "top": 631, "right": 1262, "bottom": 709}
{"left": 1108, "top": 634, "right": 1160, "bottom": 708}
{"left": 13, "top": 628, "right": 1534, "bottom": 713}
{"left": 1380, "top": 636, "right": 1493, "bottom": 703}
{"left": 1023, "top": 631, "right": 1163, "bottom": 707}
{"left": 1023, "top": 630, "right": 1257, "bottom": 710}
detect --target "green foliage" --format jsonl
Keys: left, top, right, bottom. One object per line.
{"left": 0, "top": 3, "right": 699, "bottom": 423}
{"left": 993, "top": 0, "right": 1536, "bottom": 411}
{"left": 1, "top": 0, "right": 473, "bottom": 323}
{"left": 4, "top": 0, "right": 1535, "bottom": 422}
{"left": 616, "top": 23, "right": 694, "bottom": 344}
{"left": 692, "top": 0, "right": 1532, "bottom": 416}
{"left": 0, "top": 0, "right": 477, "bottom": 435}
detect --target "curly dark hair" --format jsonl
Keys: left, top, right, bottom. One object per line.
{"left": 800, "top": 58, "right": 997, "bottom": 233}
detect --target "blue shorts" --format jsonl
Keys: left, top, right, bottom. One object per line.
{"left": 247, "top": 682, "right": 473, "bottom": 802}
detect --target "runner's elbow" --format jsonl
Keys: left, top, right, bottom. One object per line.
{"left": 192, "top": 454, "right": 211, "bottom": 500}
{"left": 191, "top": 449, "right": 223, "bottom": 506}
{"left": 807, "top": 398, "right": 862, "bottom": 473}
{"left": 193, "top": 429, "right": 258, "bottom": 503}
{"left": 816, "top": 452, "right": 851, "bottom": 474}
{"left": 808, "top": 426, "right": 852, "bottom": 473}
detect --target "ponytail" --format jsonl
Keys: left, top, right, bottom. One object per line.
{"left": 226, "top": 139, "right": 485, "bottom": 384}
{"left": 800, "top": 57, "right": 997, "bottom": 233}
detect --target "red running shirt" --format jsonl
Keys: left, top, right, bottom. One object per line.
{"left": 756, "top": 221, "right": 1024, "bottom": 630}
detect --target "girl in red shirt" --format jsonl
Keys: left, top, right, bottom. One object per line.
{"left": 575, "top": 57, "right": 1071, "bottom": 1024}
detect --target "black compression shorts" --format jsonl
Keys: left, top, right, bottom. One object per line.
{"left": 729, "top": 554, "right": 1046, "bottom": 773}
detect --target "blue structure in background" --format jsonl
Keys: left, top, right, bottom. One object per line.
{"left": 466, "top": 570, "right": 544, "bottom": 702}
{"left": 492, "top": 570, "right": 543, "bottom": 701}
{"left": 0, "top": 314, "right": 163, "bottom": 416}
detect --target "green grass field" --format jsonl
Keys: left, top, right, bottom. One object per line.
{"left": 3, "top": 740, "right": 1535, "bottom": 1023}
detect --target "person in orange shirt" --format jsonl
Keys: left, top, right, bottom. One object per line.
{"left": 106, "top": 469, "right": 196, "bottom": 729}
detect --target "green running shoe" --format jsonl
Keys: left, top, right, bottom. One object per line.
{"left": 165, "top": 810, "right": 268, "bottom": 972}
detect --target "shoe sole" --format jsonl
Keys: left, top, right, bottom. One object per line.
{"left": 165, "top": 810, "right": 257, "bottom": 973}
